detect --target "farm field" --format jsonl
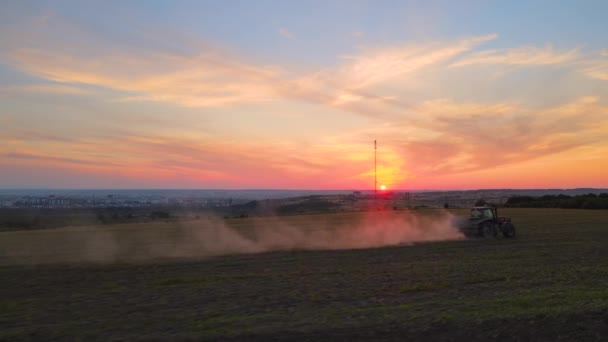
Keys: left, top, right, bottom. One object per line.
{"left": 1, "top": 208, "right": 608, "bottom": 340}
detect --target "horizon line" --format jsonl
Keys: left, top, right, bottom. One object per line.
{"left": 1, "top": 187, "right": 607, "bottom": 192}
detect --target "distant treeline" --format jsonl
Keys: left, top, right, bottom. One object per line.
{"left": 0, "top": 207, "right": 199, "bottom": 232}
{"left": 228, "top": 196, "right": 339, "bottom": 217}
{"left": 505, "top": 193, "right": 608, "bottom": 209}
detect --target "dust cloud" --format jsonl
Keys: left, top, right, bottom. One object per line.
{"left": 0, "top": 211, "right": 463, "bottom": 264}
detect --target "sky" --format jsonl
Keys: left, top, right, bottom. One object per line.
{"left": 1, "top": 0, "right": 607, "bottom": 190}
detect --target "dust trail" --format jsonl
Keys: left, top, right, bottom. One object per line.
{"left": 0, "top": 210, "right": 463, "bottom": 264}
{"left": 245, "top": 210, "right": 462, "bottom": 251}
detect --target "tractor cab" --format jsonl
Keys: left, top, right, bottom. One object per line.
{"left": 470, "top": 207, "right": 496, "bottom": 221}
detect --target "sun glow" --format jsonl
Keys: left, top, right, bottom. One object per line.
{"left": 380, "top": 184, "right": 386, "bottom": 191}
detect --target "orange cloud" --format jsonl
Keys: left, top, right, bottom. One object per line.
{"left": 0, "top": 84, "right": 88, "bottom": 95}
{"left": 4, "top": 47, "right": 281, "bottom": 107}
{"left": 581, "top": 53, "right": 608, "bottom": 80}
{"left": 1, "top": 129, "right": 397, "bottom": 189}
{"left": 283, "top": 34, "right": 497, "bottom": 112}
{"left": 1, "top": 103, "right": 607, "bottom": 189}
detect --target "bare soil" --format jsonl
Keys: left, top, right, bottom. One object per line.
{"left": 1, "top": 208, "right": 608, "bottom": 340}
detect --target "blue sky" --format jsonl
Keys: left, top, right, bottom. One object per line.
{"left": 6, "top": 1, "right": 608, "bottom": 65}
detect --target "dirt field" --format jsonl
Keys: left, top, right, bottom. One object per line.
{"left": 0, "top": 209, "right": 460, "bottom": 264}
{"left": 1, "top": 208, "right": 608, "bottom": 340}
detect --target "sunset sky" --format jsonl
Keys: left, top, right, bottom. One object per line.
{"left": 1, "top": 1, "right": 607, "bottom": 190}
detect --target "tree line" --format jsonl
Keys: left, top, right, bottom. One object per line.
{"left": 505, "top": 193, "right": 608, "bottom": 209}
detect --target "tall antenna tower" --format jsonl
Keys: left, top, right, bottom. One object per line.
{"left": 374, "top": 140, "right": 377, "bottom": 197}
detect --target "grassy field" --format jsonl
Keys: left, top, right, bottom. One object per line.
{"left": 1, "top": 208, "right": 608, "bottom": 340}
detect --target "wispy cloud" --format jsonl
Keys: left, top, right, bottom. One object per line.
{"left": 278, "top": 27, "right": 295, "bottom": 40}
{"left": 1, "top": 16, "right": 496, "bottom": 111}
{"left": 278, "top": 34, "right": 498, "bottom": 117}
{"left": 0, "top": 84, "right": 88, "bottom": 95}
{"left": 583, "top": 64, "right": 608, "bottom": 80}
{"left": 450, "top": 45, "right": 579, "bottom": 67}
{"left": 2, "top": 151, "right": 120, "bottom": 167}
{"left": 581, "top": 52, "right": 608, "bottom": 80}
{"left": 0, "top": 13, "right": 282, "bottom": 107}
{"left": 37, "top": 95, "right": 608, "bottom": 180}
{"left": 5, "top": 47, "right": 281, "bottom": 107}
{"left": 1, "top": 95, "right": 606, "bottom": 188}
{"left": 338, "top": 34, "right": 497, "bottom": 89}
{"left": 383, "top": 97, "right": 608, "bottom": 175}
{"left": 0, "top": 126, "right": 391, "bottom": 188}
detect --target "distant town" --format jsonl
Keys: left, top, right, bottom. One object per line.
{"left": 1, "top": 188, "right": 606, "bottom": 210}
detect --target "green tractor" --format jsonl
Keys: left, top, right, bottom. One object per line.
{"left": 458, "top": 206, "right": 516, "bottom": 238}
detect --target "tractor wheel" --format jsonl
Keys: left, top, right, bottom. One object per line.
{"left": 502, "top": 223, "right": 516, "bottom": 238}
{"left": 479, "top": 222, "right": 497, "bottom": 238}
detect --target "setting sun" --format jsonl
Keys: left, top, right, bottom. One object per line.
{"left": 380, "top": 185, "right": 386, "bottom": 191}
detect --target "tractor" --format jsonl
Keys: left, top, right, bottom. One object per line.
{"left": 458, "top": 206, "right": 516, "bottom": 238}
